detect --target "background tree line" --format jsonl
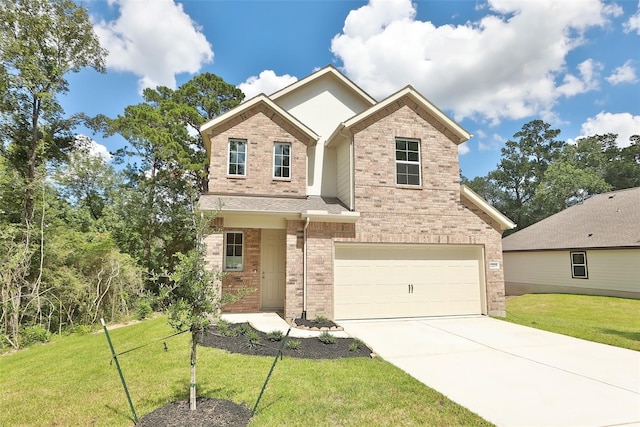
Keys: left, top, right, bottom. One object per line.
{"left": 463, "top": 120, "right": 640, "bottom": 234}
{"left": 1, "top": 1, "right": 638, "bottom": 350}
{"left": 0, "top": 0, "right": 243, "bottom": 349}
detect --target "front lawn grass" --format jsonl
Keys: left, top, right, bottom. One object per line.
{"left": 0, "top": 315, "right": 491, "bottom": 426}
{"left": 504, "top": 294, "right": 640, "bottom": 351}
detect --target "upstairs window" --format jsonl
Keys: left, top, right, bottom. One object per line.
{"left": 228, "top": 139, "right": 247, "bottom": 176}
{"left": 570, "top": 251, "right": 588, "bottom": 279}
{"left": 225, "top": 232, "right": 243, "bottom": 271}
{"left": 273, "top": 142, "right": 291, "bottom": 179}
{"left": 395, "top": 138, "right": 421, "bottom": 186}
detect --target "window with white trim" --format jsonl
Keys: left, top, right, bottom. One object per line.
{"left": 395, "top": 138, "right": 421, "bottom": 186}
{"left": 570, "top": 251, "right": 588, "bottom": 279}
{"left": 228, "top": 139, "right": 247, "bottom": 176}
{"left": 225, "top": 232, "right": 243, "bottom": 271}
{"left": 273, "top": 142, "right": 291, "bottom": 179}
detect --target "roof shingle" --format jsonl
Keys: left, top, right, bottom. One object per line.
{"left": 502, "top": 187, "right": 640, "bottom": 251}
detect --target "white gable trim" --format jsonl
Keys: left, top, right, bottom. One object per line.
{"left": 461, "top": 184, "right": 516, "bottom": 231}
{"left": 199, "top": 94, "right": 320, "bottom": 144}
{"left": 338, "top": 86, "right": 471, "bottom": 145}
{"left": 270, "top": 65, "right": 377, "bottom": 106}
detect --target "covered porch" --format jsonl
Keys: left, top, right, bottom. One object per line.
{"left": 200, "top": 194, "right": 359, "bottom": 318}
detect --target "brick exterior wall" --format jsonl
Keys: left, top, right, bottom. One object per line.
{"left": 285, "top": 221, "right": 305, "bottom": 318}
{"left": 207, "top": 105, "right": 309, "bottom": 196}
{"left": 299, "top": 100, "right": 506, "bottom": 318}
{"left": 204, "top": 94, "right": 507, "bottom": 319}
{"left": 219, "top": 227, "right": 262, "bottom": 313}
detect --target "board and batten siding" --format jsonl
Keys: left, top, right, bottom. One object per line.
{"left": 273, "top": 76, "right": 371, "bottom": 197}
{"left": 335, "top": 141, "right": 351, "bottom": 209}
{"left": 504, "top": 249, "right": 640, "bottom": 299}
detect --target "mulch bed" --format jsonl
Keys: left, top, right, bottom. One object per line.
{"left": 137, "top": 322, "right": 372, "bottom": 426}
{"left": 293, "top": 316, "right": 341, "bottom": 330}
{"left": 136, "top": 397, "right": 252, "bottom": 427}
{"left": 199, "top": 322, "right": 371, "bottom": 359}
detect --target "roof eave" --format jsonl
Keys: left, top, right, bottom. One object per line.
{"left": 342, "top": 86, "right": 471, "bottom": 144}
{"left": 213, "top": 208, "right": 360, "bottom": 223}
{"left": 301, "top": 210, "right": 360, "bottom": 223}
{"left": 270, "top": 65, "right": 377, "bottom": 106}
{"left": 461, "top": 184, "right": 516, "bottom": 231}
{"left": 198, "top": 94, "right": 320, "bottom": 145}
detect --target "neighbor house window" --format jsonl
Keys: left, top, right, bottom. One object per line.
{"left": 570, "top": 251, "right": 588, "bottom": 279}
{"left": 228, "top": 139, "right": 247, "bottom": 176}
{"left": 395, "top": 138, "right": 421, "bottom": 186}
{"left": 225, "top": 232, "right": 243, "bottom": 271}
{"left": 273, "top": 142, "right": 291, "bottom": 179}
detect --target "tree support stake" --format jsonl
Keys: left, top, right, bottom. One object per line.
{"left": 101, "top": 318, "right": 139, "bottom": 424}
{"left": 252, "top": 316, "right": 296, "bottom": 416}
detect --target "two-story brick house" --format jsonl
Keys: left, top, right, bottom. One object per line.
{"left": 199, "top": 66, "right": 515, "bottom": 320}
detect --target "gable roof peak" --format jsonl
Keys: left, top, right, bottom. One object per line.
{"left": 269, "top": 65, "right": 377, "bottom": 106}
{"left": 331, "top": 84, "right": 471, "bottom": 145}
{"left": 198, "top": 93, "right": 320, "bottom": 145}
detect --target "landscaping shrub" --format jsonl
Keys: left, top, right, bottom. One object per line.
{"left": 245, "top": 330, "right": 260, "bottom": 347}
{"left": 215, "top": 319, "right": 232, "bottom": 336}
{"left": 266, "top": 330, "right": 284, "bottom": 341}
{"left": 20, "top": 326, "right": 50, "bottom": 346}
{"left": 286, "top": 339, "right": 301, "bottom": 350}
{"left": 317, "top": 331, "right": 336, "bottom": 345}
{"left": 135, "top": 299, "right": 153, "bottom": 320}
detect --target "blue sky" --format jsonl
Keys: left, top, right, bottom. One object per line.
{"left": 61, "top": 0, "right": 640, "bottom": 179}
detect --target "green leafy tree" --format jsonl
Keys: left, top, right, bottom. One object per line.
{"left": 54, "top": 136, "right": 120, "bottom": 224}
{"left": 488, "top": 120, "right": 564, "bottom": 229}
{"left": 461, "top": 175, "right": 507, "bottom": 210}
{"left": 94, "top": 74, "right": 243, "bottom": 281}
{"left": 601, "top": 134, "right": 640, "bottom": 190}
{"left": 172, "top": 73, "right": 244, "bottom": 192}
{"left": 0, "top": 0, "right": 107, "bottom": 223}
{"left": 533, "top": 161, "right": 611, "bottom": 216}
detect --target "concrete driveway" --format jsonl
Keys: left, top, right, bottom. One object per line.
{"left": 341, "top": 316, "right": 640, "bottom": 427}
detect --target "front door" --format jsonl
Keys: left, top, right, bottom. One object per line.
{"left": 261, "top": 229, "right": 286, "bottom": 310}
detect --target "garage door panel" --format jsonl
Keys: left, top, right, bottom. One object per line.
{"left": 334, "top": 244, "right": 484, "bottom": 320}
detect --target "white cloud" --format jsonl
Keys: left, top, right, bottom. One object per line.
{"left": 606, "top": 60, "right": 638, "bottom": 85}
{"left": 623, "top": 1, "right": 640, "bottom": 34}
{"left": 94, "top": 0, "right": 213, "bottom": 92}
{"left": 576, "top": 112, "right": 640, "bottom": 147}
{"left": 477, "top": 132, "right": 505, "bottom": 151}
{"left": 557, "top": 59, "right": 602, "bottom": 96}
{"left": 238, "top": 70, "right": 298, "bottom": 99}
{"left": 458, "top": 142, "right": 470, "bottom": 155}
{"left": 331, "top": 0, "right": 617, "bottom": 125}
{"left": 74, "top": 135, "right": 112, "bottom": 162}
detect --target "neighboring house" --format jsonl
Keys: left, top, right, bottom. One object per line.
{"left": 503, "top": 187, "right": 640, "bottom": 300}
{"left": 199, "top": 66, "right": 515, "bottom": 321}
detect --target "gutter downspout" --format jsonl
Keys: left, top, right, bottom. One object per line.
{"left": 302, "top": 216, "right": 310, "bottom": 320}
{"left": 349, "top": 138, "right": 355, "bottom": 211}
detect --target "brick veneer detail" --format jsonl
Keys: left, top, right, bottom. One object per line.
{"left": 207, "top": 107, "right": 309, "bottom": 196}
{"left": 204, "top": 94, "right": 507, "bottom": 319}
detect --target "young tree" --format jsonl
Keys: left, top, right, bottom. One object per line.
{"left": 0, "top": 0, "right": 107, "bottom": 224}
{"left": 165, "top": 206, "right": 250, "bottom": 411}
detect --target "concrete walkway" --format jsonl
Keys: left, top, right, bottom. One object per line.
{"left": 340, "top": 316, "right": 640, "bottom": 427}
{"left": 221, "top": 312, "right": 350, "bottom": 338}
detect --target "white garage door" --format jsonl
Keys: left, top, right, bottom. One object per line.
{"left": 334, "top": 244, "right": 484, "bottom": 320}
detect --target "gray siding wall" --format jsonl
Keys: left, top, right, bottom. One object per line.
{"left": 504, "top": 249, "right": 640, "bottom": 298}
